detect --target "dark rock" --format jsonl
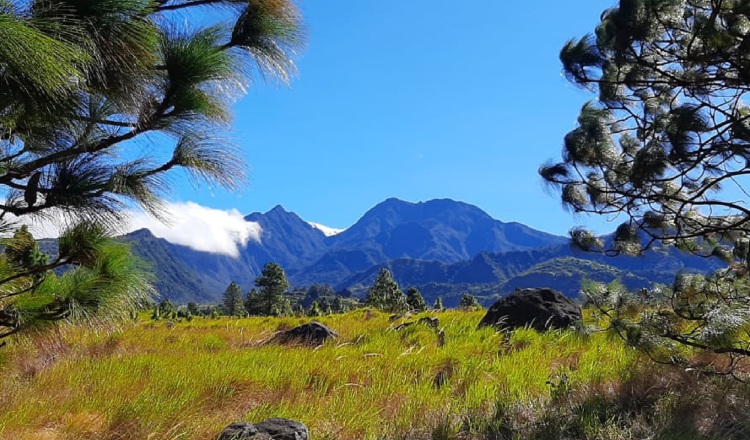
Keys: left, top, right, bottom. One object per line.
{"left": 389, "top": 313, "right": 409, "bottom": 322}
{"left": 433, "top": 370, "right": 447, "bottom": 389}
{"left": 393, "top": 316, "right": 439, "bottom": 332}
{"left": 418, "top": 317, "right": 439, "bottom": 328}
{"left": 255, "top": 418, "right": 309, "bottom": 440}
{"left": 272, "top": 321, "right": 338, "bottom": 346}
{"left": 216, "top": 419, "right": 308, "bottom": 440}
{"left": 392, "top": 321, "right": 414, "bottom": 331}
{"left": 478, "top": 288, "right": 582, "bottom": 331}
{"left": 215, "top": 422, "right": 267, "bottom": 440}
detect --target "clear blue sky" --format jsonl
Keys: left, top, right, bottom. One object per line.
{"left": 171, "top": 1, "right": 621, "bottom": 236}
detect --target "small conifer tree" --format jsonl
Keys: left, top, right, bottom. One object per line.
{"left": 365, "top": 268, "right": 408, "bottom": 313}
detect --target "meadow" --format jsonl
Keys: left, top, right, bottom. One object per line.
{"left": 1, "top": 309, "right": 747, "bottom": 440}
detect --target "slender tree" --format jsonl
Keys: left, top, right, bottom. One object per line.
{"left": 540, "top": 0, "right": 750, "bottom": 376}
{"left": 254, "top": 262, "right": 290, "bottom": 316}
{"left": 0, "top": 0, "right": 303, "bottom": 340}
{"left": 433, "top": 296, "right": 444, "bottom": 311}
{"left": 222, "top": 281, "right": 244, "bottom": 317}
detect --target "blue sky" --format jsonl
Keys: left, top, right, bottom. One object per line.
{"left": 170, "top": 1, "right": 621, "bottom": 237}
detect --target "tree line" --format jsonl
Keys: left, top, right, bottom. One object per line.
{"left": 151, "top": 263, "right": 483, "bottom": 320}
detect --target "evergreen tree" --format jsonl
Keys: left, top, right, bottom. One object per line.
{"left": 319, "top": 297, "right": 332, "bottom": 315}
{"left": 307, "top": 301, "right": 321, "bottom": 317}
{"left": 331, "top": 296, "right": 345, "bottom": 314}
{"left": 458, "top": 293, "right": 480, "bottom": 310}
{"left": 244, "top": 288, "right": 263, "bottom": 316}
{"left": 433, "top": 296, "right": 444, "bottom": 310}
{"left": 0, "top": 0, "right": 303, "bottom": 341}
{"left": 255, "top": 262, "right": 290, "bottom": 316}
{"left": 222, "top": 281, "right": 244, "bottom": 317}
{"left": 365, "top": 268, "right": 408, "bottom": 313}
{"left": 159, "top": 299, "right": 177, "bottom": 318}
{"left": 187, "top": 302, "right": 200, "bottom": 316}
{"left": 405, "top": 287, "right": 427, "bottom": 312}
{"left": 540, "top": 0, "right": 750, "bottom": 375}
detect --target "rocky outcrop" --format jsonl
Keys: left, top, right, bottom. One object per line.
{"left": 478, "top": 288, "right": 581, "bottom": 331}
{"left": 216, "top": 418, "right": 308, "bottom": 440}
{"left": 271, "top": 321, "right": 338, "bottom": 346}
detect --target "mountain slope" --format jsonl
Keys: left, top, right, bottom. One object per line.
{"left": 328, "top": 198, "right": 567, "bottom": 263}
{"left": 121, "top": 197, "right": 721, "bottom": 303}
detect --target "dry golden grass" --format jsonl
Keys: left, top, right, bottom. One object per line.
{"left": 0, "top": 309, "right": 657, "bottom": 439}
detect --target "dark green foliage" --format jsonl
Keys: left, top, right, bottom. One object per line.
{"left": 244, "top": 288, "right": 262, "bottom": 315}
{"left": 254, "top": 262, "right": 291, "bottom": 316}
{"left": 365, "top": 268, "right": 408, "bottom": 313}
{"left": 319, "top": 297, "right": 332, "bottom": 315}
{"left": 5, "top": 225, "right": 48, "bottom": 271}
{"left": 543, "top": 0, "right": 750, "bottom": 376}
{"left": 307, "top": 301, "right": 321, "bottom": 317}
{"left": 0, "top": 0, "right": 303, "bottom": 341}
{"left": 187, "top": 302, "right": 200, "bottom": 316}
{"left": 159, "top": 299, "right": 177, "bottom": 317}
{"left": 433, "top": 296, "right": 444, "bottom": 310}
{"left": 222, "top": 281, "right": 244, "bottom": 317}
{"left": 542, "top": 0, "right": 750, "bottom": 258}
{"left": 458, "top": 293, "right": 480, "bottom": 310}
{"left": 405, "top": 287, "right": 427, "bottom": 312}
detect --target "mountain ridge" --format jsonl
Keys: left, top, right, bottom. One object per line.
{"left": 119, "top": 197, "right": 720, "bottom": 304}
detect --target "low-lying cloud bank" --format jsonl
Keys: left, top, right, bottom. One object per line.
{"left": 128, "top": 202, "right": 262, "bottom": 257}
{"left": 17, "top": 202, "right": 262, "bottom": 258}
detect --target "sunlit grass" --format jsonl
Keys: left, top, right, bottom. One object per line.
{"left": 0, "top": 309, "right": 637, "bottom": 439}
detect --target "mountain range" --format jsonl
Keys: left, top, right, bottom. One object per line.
{"left": 122, "top": 198, "right": 721, "bottom": 306}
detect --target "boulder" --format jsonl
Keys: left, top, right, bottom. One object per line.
{"left": 216, "top": 419, "right": 308, "bottom": 440}
{"left": 254, "top": 418, "right": 309, "bottom": 440}
{"left": 272, "top": 321, "right": 338, "bottom": 346}
{"left": 478, "top": 288, "right": 581, "bottom": 331}
{"left": 215, "top": 422, "right": 269, "bottom": 440}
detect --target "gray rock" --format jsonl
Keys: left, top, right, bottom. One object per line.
{"left": 216, "top": 419, "right": 308, "bottom": 440}
{"left": 478, "top": 288, "right": 582, "bottom": 331}
{"left": 272, "top": 321, "right": 338, "bottom": 346}
{"left": 255, "top": 418, "right": 309, "bottom": 440}
{"left": 215, "top": 422, "right": 266, "bottom": 440}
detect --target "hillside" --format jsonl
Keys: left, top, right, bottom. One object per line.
{"left": 2, "top": 310, "right": 747, "bottom": 439}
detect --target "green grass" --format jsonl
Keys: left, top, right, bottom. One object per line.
{"left": 0, "top": 308, "right": 732, "bottom": 439}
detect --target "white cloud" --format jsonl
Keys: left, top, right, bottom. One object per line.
{"left": 4, "top": 202, "right": 261, "bottom": 258}
{"left": 128, "top": 202, "right": 262, "bottom": 257}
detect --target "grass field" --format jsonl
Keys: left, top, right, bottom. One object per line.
{"left": 1, "top": 309, "right": 748, "bottom": 440}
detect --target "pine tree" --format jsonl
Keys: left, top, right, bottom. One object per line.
{"left": 433, "top": 297, "right": 444, "bottom": 310}
{"left": 222, "top": 282, "right": 244, "bottom": 317}
{"left": 307, "top": 301, "right": 321, "bottom": 317}
{"left": 365, "top": 268, "right": 408, "bottom": 313}
{"left": 458, "top": 293, "right": 480, "bottom": 310}
{"left": 405, "top": 287, "right": 427, "bottom": 312}
{"left": 255, "top": 262, "right": 290, "bottom": 316}
{"left": 0, "top": 0, "right": 303, "bottom": 341}
{"left": 244, "top": 288, "right": 263, "bottom": 316}
{"left": 540, "top": 0, "right": 750, "bottom": 376}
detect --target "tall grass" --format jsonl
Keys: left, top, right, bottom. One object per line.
{"left": 0, "top": 309, "right": 646, "bottom": 439}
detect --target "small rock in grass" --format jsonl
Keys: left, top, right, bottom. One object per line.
{"left": 271, "top": 321, "right": 338, "bottom": 346}
{"left": 216, "top": 418, "right": 308, "bottom": 440}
